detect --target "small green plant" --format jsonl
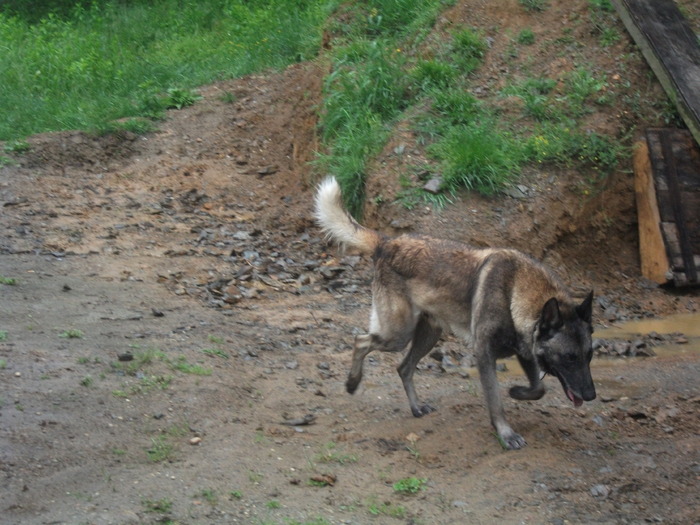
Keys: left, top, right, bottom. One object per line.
{"left": 0, "top": 276, "right": 17, "bottom": 285}
{"left": 142, "top": 497, "right": 173, "bottom": 513}
{"left": 3, "top": 140, "right": 30, "bottom": 153}
{"left": 315, "top": 441, "right": 358, "bottom": 465}
{"left": 164, "top": 87, "right": 202, "bottom": 110}
{"left": 367, "top": 499, "right": 406, "bottom": 518}
{"left": 202, "top": 348, "right": 229, "bottom": 359}
{"left": 230, "top": 490, "right": 243, "bottom": 500}
{"left": 519, "top": 0, "right": 549, "bottom": 12}
{"left": 517, "top": 28, "right": 535, "bottom": 45}
{"left": 265, "top": 500, "right": 281, "bottom": 509}
{"left": 198, "top": 489, "right": 218, "bottom": 505}
{"left": 146, "top": 436, "right": 174, "bottom": 463}
{"left": 219, "top": 91, "right": 237, "bottom": 104}
{"left": 207, "top": 335, "right": 225, "bottom": 344}
{"left": 0, "top": 331, "right": 7, "bottom": 342}
{"left": 80, "top": 375, "right": 93, "bottom": 387}
{"left": 393, "top": 476, "right": 427, "bottom": 495}
{"left": 170, "top": 356, "right": 212, "bottom": 375}
{"left": 448, "top": 27, "right": 488, "bottom": 75}
{"left": 0, "top": 358, "right": 7, "bottom": 369}
{"left": 59, "top": 329, "right": 84, "bottom": 339}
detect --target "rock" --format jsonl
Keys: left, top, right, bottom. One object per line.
{"left": 423, "top": 177, "right": 443, "bottom": 194}
{"left": 590, "top": 484, "right": 611, "bottom": 498}
{"left": 189, "top": 437, "right": 202, "bottom": 445}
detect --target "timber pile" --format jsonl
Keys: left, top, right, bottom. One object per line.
{"left": 613, "top": 0, "right": 700, "bottom": 287}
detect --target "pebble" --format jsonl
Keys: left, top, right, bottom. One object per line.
{"left": 189, "top": 437, "right": 202, "bottom": 445}
{"left": 590, "top": 484, "right": 611, "bottom": 498}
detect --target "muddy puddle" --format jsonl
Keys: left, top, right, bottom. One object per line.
{"left": 595, "top": 312, "right": 700, "bottom": 356}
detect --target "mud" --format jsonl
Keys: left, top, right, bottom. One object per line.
{"left": 1, "top": 1, "right": 699, "bottom": 524}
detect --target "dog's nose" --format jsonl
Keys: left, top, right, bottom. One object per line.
{"left": 583, "top": 386, "right": 596, "bottom": 401}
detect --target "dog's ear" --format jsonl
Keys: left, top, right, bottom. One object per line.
{"left": 539, "top": 297, "right": 563, "bottom": 336}
{"left": 576, "top": 290, "right": 594, "bottom": 324}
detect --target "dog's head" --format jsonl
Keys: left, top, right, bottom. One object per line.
{"left": 533, "top": 292, "right": 596, "bottom": 407}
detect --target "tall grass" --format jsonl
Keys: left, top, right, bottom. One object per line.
{"left": 0, "top": 0, "right": 328, "bottom": 140}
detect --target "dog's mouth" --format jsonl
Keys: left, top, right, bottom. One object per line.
{"left": 565, "top": 388, "right": 584, "bottom": 408}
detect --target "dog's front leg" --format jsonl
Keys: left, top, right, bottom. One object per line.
{"left": 477, "top": 353, "right": 527, "bottom": 450}
{"left": 509, "top": 355, "right": 545, "bottom": 401}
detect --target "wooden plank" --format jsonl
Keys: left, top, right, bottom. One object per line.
{"left": 611, "top": 0, "right": 700, "bottom": 147}
{"left": 633, "top": 140, "right": 670, "bottom": 284}
{"left": 645, "top": 129, "right": 700, "bottom": 287}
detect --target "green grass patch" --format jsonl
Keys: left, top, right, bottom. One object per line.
{"left": 59, "top": 329, "right": 84, "bottom": 339}
{"left": 0, "top": 0, "right": 328, "bottom": 141}
{"left": 393, "top": 476, "right": 427, "bottom": 495}
{"left": 0, "top": 276, "right": 17, "bottom": 285}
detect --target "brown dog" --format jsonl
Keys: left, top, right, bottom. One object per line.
{"left": 315, "top": 177, "right": 596, "bottom": 449}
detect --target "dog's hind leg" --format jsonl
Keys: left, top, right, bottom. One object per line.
{"left": 346, "top": 295, "right": 415, "bottom": 395}
{"left": 397, "top": 314, "right": 442, "bottom": 417}
{"left": 509, "top": 355, "right": 545, "bottom": 401}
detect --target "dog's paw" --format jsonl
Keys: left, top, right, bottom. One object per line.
{"left": 498, "top": 431, "right": 527, "bottom": 450}
{"left": 509, "top": 384, "right": 545, "bottom": 401}
{"left": 346, "top": 376, "right": 361, "bottom": 394}
{"left": 411, "top": 404, "right": 436, "bottom": 417}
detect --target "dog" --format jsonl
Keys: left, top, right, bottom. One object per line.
{"left": 314, "top": 177, "right": 596, "bottom": 450}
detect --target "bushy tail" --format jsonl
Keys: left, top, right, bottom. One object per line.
{"left": 314, "top": 177, "right": 381, "bottom": 253}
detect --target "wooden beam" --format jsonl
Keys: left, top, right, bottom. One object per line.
{"left": 611, "top": 0, "right": 700, "bottom": 147}
{"left": 633, "top": 140, "right": 670, "bottom": 284}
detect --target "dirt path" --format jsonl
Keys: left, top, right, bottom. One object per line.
{"left": 2, "top": 2, "right": 699, "bottom": 523}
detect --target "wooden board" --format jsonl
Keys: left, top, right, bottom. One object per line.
{"left": 633, "top": 140, "right": 669, "bottom": 284}
{"left": 611, "top": 0, "right": 700, "bottom": 147}
{"left": 641, "top": 129, "right": 700, "bottom": 287}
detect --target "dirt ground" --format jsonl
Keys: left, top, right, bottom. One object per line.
{"left": 1, "top": 1, "right": 699, "bottom": 524}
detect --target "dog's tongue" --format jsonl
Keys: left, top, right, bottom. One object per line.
{"left": 567, "top": 389, "right": 584, "bottom": 407}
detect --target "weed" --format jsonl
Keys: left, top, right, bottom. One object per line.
{"left": 266, "top": 500, "right": 281, "bottom": 509}
{"left": 59, "top": 329, "right": 84, "bottom": 339}
{"left": 519, "top": 0, "right": 549, "bottom": 12}
{"left": 0, "top": 331, "right": 7, "bottom": 342}
{"left": 0, "top": 276, "right": 17, "bottom": 285}
{"left": 3, "top": 140, "right": 30, "bottom": 153}
{"left": 219, "top": 91, "right": 237, "bottom": 104}
{"left": 80, "top": 375, "right": 93, "bottom": 387}
{"left": 164, "top": 88, "right": 202, "bottom": 110}
{"left": 230, "top": 490, "right": 243, "bottom": 499}
{"left": 315, "top": 441, "right": 358, "bottom": 465}
{"left": 202, "top": 348, "right": 229, "bottom": 359}
{"left": 412, "top": 59, "right": 456, "bottom": 90}
{"left": 0, "top": 358, "right": 7, "bottom": 369}
{"left": 146, "top": 436, "right": 174, "bottom": 462}
{"left": 248, "top": 470, "right": 263, "bottom": 483}
{"left": 450, "top": 27, "right": 487, "bottom": 73}
{"left": 143, "top": 497, "right": 173, "bottom": 513}
{"left": 367, "top": 499, "right": 406, "bottom": 518}
{"left": 170, "top": 356, "right": 212, "bottom": 376}
{"left": 198, "top": 489, "right": 218, "bottom": 505}
{"left": 393, "top": 476, "right": 427, "bottom": 495}
{"left": 517, "top": 28, "right": 535, "bottom": 45}
{"left": 207, "top": 335, "right": 225, "bottom": 344}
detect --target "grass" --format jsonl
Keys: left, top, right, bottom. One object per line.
{"left": 0, "top": 276, "right": 17, "bottom": 285}
{"left": 1, "top": 0, "right": 639, "bottom": 215}
{"left": 59, "top": 329, "right": 84, "bottom": 339}
{"left": 146, "top": 436, "right": 174, "bottom": 462}
{"left": 0, "top": 0, "right": 328, "bottom": 141}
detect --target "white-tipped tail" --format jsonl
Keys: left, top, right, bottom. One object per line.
{"left": 314, "top": 177, "right": 380, "bottom": 253}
